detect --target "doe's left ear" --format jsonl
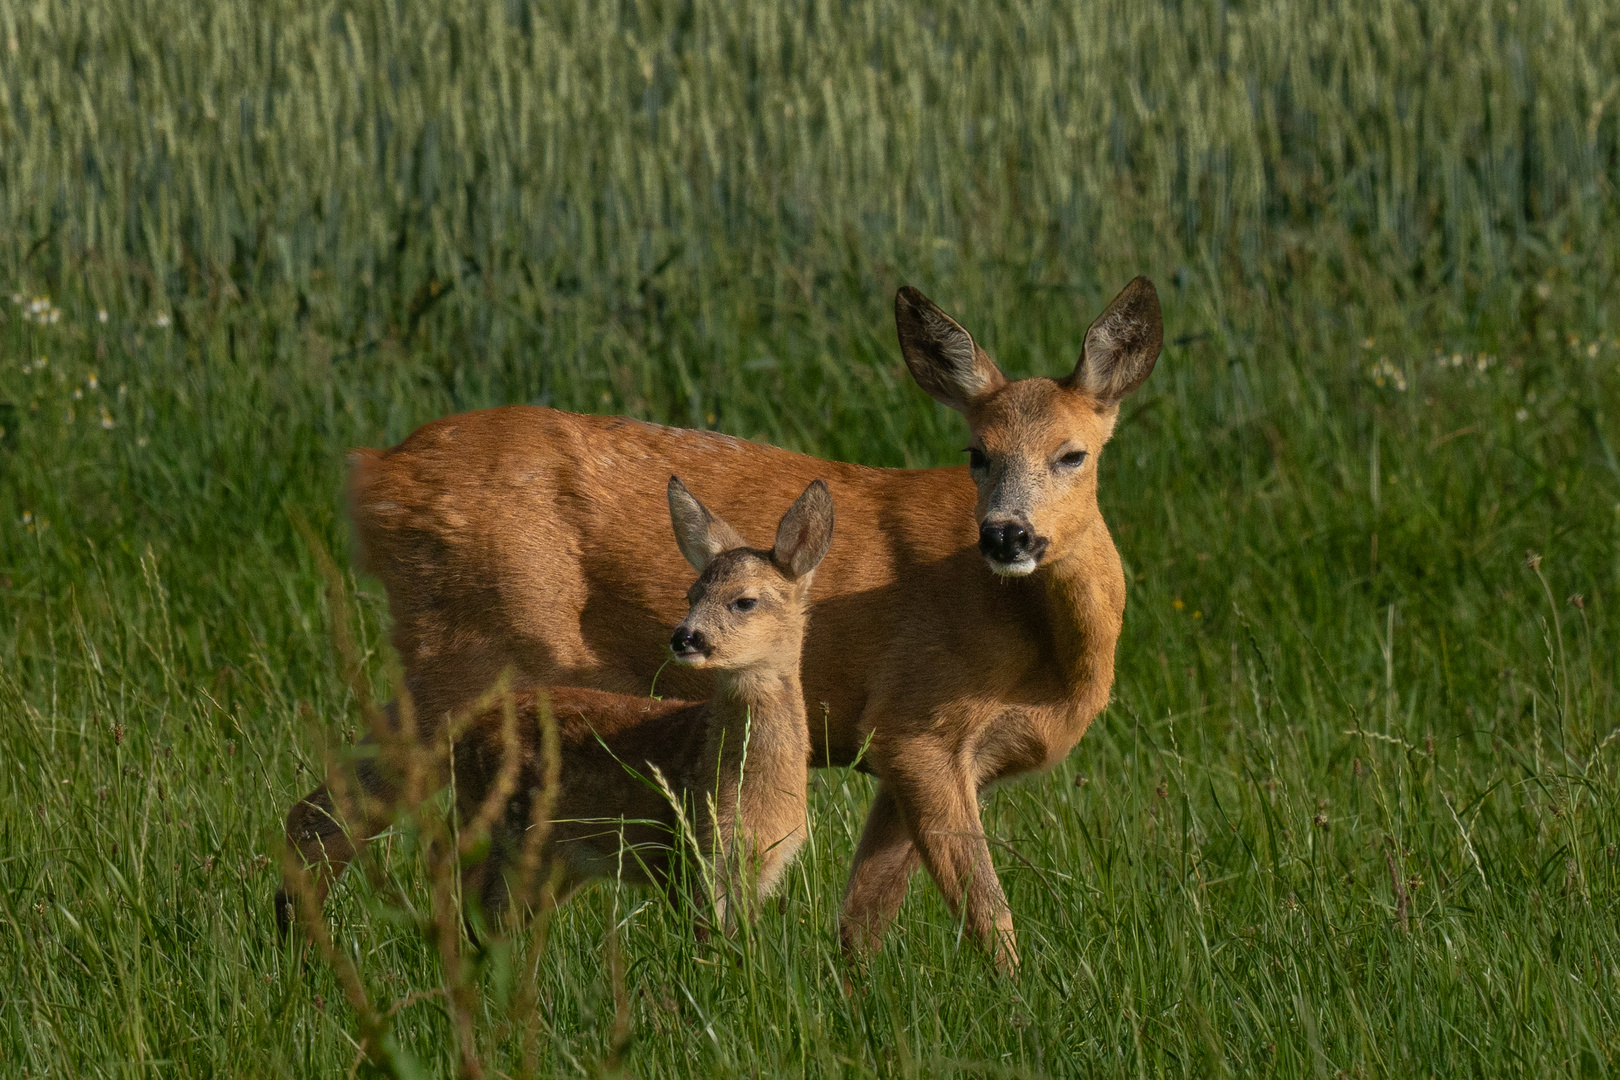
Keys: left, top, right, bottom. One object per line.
{"left": 1061, "top": 277, "right": 1163, "bottom": 406}
{"left": 772, "top": 480, "right": 834, "bottom": 580}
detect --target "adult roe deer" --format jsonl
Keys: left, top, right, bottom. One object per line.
{"left": 279, "top": 478, "right": 833, "bottom": 930}
{"left": 348, "top": 278, "right": 1163, "bottom": 970}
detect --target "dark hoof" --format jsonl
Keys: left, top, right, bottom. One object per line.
{"left": 273, "top": 887, "right": 297, "bottom": 939}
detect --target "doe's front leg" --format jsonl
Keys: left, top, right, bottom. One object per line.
{"left": 887, "top": 755, "right": 1018, "bottom": 974}
{"left": 838, "top": 784, "right": 922, "bottom": 961}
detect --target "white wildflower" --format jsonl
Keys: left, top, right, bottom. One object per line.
{"left": 1368, "top": 357, "right": 1406, "bottom": 391}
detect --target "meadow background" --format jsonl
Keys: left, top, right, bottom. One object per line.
{"left": 3, "top": 0, "right": 1620, "bottom": 1074}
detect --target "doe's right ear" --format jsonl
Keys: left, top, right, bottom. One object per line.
{"left": 895, "top": 287, "right": 1007, "bottom": 412}
{"left": 667, "top": 477, "right": 747, "bottom": 573}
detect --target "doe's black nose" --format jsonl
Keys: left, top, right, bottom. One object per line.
{"left": 670, "top": 626, "right": 708, "bottom": 655}
{"left": 979, "top": 518, "right": 1034, "bottom": 564}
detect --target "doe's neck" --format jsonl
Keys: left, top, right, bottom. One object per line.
{"left": 1030, "top": 520, "right": 1124, "bottom": 701}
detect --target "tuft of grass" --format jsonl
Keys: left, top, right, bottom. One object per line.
{"left": 2, "top": 0, "right": 1619, "bottom": 1075}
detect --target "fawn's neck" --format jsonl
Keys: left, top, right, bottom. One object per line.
{"left": 708, "top": 652, "right": 810, "bottom": 758}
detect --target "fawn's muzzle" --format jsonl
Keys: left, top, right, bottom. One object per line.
{"left": 670, "top": 626, "right": 709, "bottom": 659}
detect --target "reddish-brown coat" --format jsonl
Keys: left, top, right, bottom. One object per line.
{"left": 345, "top": 280, "right": 1161, "bottom": 970}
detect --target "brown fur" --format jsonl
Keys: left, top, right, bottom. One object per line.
{"left": 342, "top": 279, "right": 1162, "bottom": 970}
{"left": 278, "top": 481, "right": 832, "bottom": 933}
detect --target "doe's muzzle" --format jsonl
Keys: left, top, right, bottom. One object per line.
{"left": 979, "top": 517, "right": 1037, "bottom": 565}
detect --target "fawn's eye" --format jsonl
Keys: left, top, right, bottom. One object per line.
{"left": 731, "top": 596, "right": 758, "bottom": 613}
{"left": 966, "top": 447, "right": 988, "bottom": 471}
{"left": 1056, "top": 449, "right": 1088, "bottom": 469}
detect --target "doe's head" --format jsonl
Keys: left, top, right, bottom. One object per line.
{"left": 895, "top": 277, "right": 1163, "bottom": 577}
{"left": 665, "top": 477, "right": 834, "bottom": 670}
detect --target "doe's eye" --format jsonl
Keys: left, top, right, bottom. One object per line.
{"left": 966, "top": 447, "right": 988, "bottom": 471}
{"left": 1057, "top": 450, "right": 1088, "bottom": 469}
{"left": 731, "top": 596, "right": 758, "bottom": 613}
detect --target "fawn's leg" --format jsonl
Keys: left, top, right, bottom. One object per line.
{"left": 700, "top": 741, "right": 810, "bottom": 929}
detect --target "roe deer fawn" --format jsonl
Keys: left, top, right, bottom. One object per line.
{"left": 346, "top": 278, "right": 1163, "bottom": 970}
{"left": 279, "top": 478, "right": 833, "bottom": 931}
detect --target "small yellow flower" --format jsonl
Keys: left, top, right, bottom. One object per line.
{"left": 1171, "top": 598, "right": 1185, "bottom": 610}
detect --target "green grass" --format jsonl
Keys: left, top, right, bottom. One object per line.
{"left": 3, "top": 0, "right": 1620, "bottom": 1074}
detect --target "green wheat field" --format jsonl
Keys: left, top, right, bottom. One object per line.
{"left": 4, "top": 0, "right": 1620, "bottom": 1074}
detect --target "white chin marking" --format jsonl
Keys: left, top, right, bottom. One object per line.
{"left": 987, "top": 557, "right": 1038, "bottom": 578}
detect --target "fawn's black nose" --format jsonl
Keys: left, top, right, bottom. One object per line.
{"left": 979, "top": 518, "right": 1037, "bottom": 565}
{"left": 670, "top": 626, "right": 708, "bottom": 657}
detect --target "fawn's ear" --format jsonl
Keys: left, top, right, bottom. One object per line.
{"left": 772, "top": 480, "right": 834, "bottom": 580}
{"left": 1061, "top": 276, "right": 1163, "bottom": 406}
{"left": 668, "top": 476, "right": 748, "bottom": 573}
{"left": 895, "top": 287, "right": 1007, "bottom": 412}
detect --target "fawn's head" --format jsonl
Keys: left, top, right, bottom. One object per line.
{"left": 896, "top": 277, "right": 1163, "bottom": 577}
{"left": 664, "top": 477, "right": 834, "bottom": 671}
